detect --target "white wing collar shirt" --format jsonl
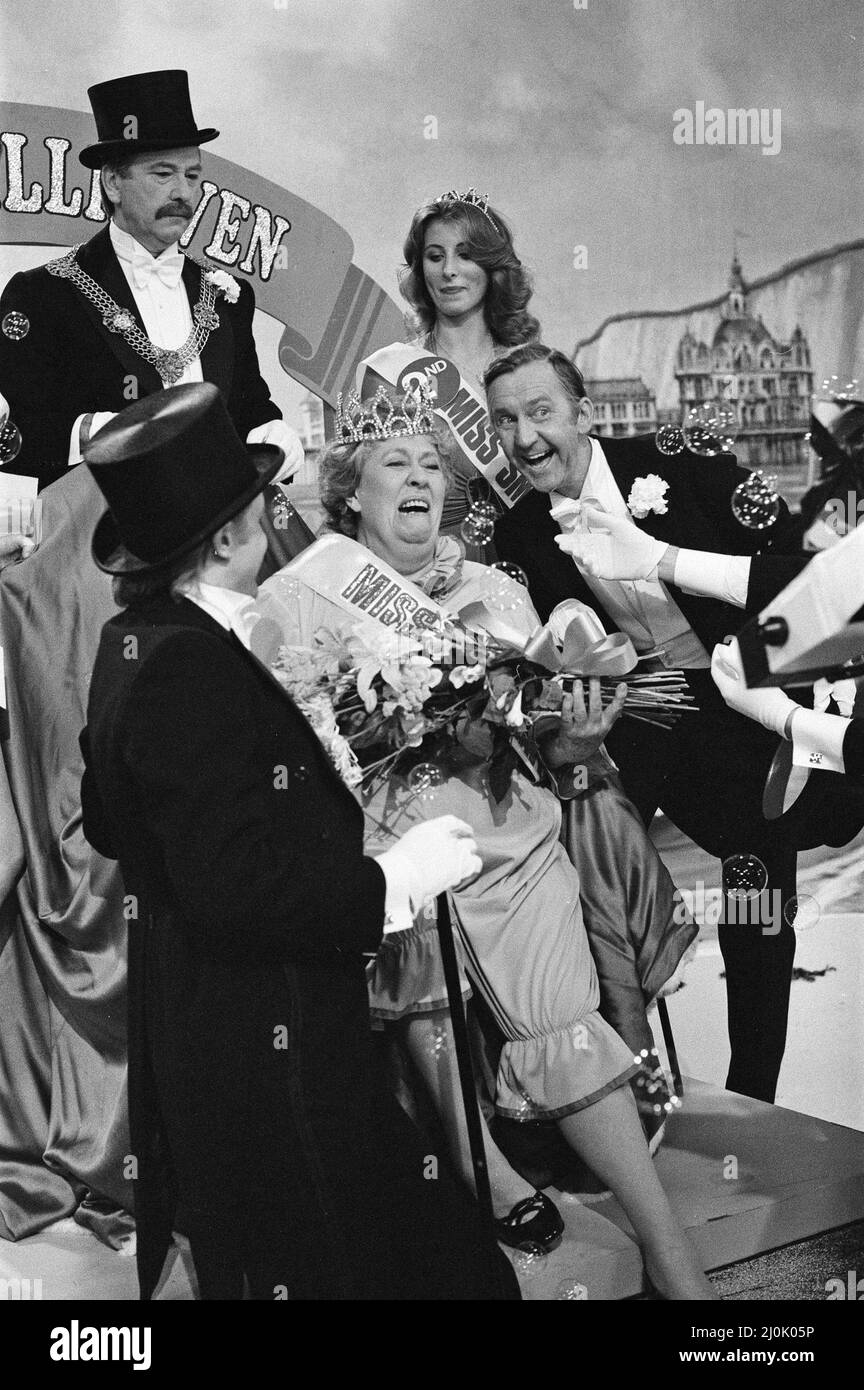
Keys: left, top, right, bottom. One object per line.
{"left": 67, "top": 222, "right": 203, "bottom": 466}
{"left": 179, "top": 581, "right": 260, "bottom": 649}
{"left": 550, "top": 436, "right": 711, "bottom": 670}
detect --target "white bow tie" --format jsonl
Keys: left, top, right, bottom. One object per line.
{"left": 130, "top": 250, "right": 185, "bottom": 292}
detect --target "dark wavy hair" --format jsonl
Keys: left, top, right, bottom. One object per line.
{"left": 318, "top": 427, "right": 456, "bottom": 540}
{"left": 399, "top": 197, "right": 540, "bottom": 347}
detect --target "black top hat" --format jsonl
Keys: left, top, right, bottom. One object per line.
{"left": 79, "top": 70, "right": 219, "bottom": 169}
{"left": 85, "top": 384, "right": 284, "bottom": 575}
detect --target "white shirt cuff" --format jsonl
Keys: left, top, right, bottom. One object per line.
{"left": 68, "top": 412, "right": 117, "bottom": 466}
{"left": 673, "top": 549, "right": 751, "bottom": 606}
{"left": 790, "top": 707, "right": 848, "bottom": 774}
{"left": 374, "top": 849, "right": 415, "bottom": 933}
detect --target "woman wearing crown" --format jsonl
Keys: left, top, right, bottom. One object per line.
{"left": 359, "top": 189, "right": 539, "bottom": 538}
{"left": 250, "top": 383, "right": 714, "bottom": 1299}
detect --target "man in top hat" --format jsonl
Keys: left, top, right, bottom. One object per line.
{"left": 0, "top": 69, "right": 303, "bottom": 490}
{"left": 78, "top": 381, "right": 515, "bottom": 1301}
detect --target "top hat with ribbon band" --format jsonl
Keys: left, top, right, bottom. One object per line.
{"left": 84, "top": 383, "right": 284, "bottom": 576}
{"left": 79, "top": 70, "right": 219, "bottom": 169}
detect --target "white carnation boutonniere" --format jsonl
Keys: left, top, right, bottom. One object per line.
{"left": 204, "top": 268, "right": 241, "bottom": 304}
{"left": 627, "top": 474, "right": 669, "bottom": 519}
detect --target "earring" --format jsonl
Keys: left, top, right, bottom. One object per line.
{"left": 345, "top": 497, "right": 361, "bottom": 513}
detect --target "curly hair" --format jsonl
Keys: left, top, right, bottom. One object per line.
{"left": 318, "top": 428, "right": 456, "bottom": 540}
{"left": 399, "top": 198, "right": 540, "bottom": 348}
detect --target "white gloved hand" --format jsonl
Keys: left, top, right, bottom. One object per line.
{"left": 246, "top": 420, "right": 305, "bottom": 484}
{"left": 376, "top": 815, "right": 481, "bottom": 934}
{"left": 0, "top": 533, "right": 36, "bottom": 570}
{"left": 554, "top": 503, "right": 668, "bottom": 580}
{"left": 710, "top": 638, "right": 798, "bottom": 736}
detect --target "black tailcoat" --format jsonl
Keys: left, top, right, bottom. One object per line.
{"left": 0, "top": 226, "right": 280, "bottom": 487}
{"left": 81, "top": 596, "right": 516, "bottom": 1301}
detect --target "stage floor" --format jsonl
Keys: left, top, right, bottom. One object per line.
{"left": 4, "top": 1076, "right": 863, "bottom": 1301}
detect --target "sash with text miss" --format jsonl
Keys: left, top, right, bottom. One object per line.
{"left": 357, "top": 344, "right": 532, "bottom": 509}
{"left": 266, "top": 534, "right": 487, "bottom": 664}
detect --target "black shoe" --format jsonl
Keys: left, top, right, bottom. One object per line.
{"left": 494, "top": 1192, "right": 564, "bottom": 1254}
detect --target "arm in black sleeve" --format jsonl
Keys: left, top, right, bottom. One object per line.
{"left": 79, "top": 724, "right": 119, "bottom": 860}
{"left": 0, "top": 272, "right": 72, "bottom": 487}
{"left": 225, "top": 279, "right": 282, "bottom": 439}
{"left": 745, "top": 553, "right": 812, "bottom": 612}
{"left": 843, "top": 719, "right": 864, "bottom": 781}
{"left": 123, "top": 632, "right": 385, "bottom": 963}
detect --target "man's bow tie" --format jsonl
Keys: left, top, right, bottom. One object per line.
{"left": 130, "top": 250, "right": 185, "bottom": 291}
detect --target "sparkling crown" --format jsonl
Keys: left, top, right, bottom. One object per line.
{"left": 334, "top": 381, "right": 437, "bottom": 445}
{"left": 433, "top": 187, "right": 499, "bottom": 232}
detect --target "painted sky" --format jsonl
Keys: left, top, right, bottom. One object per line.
{"left": 2, "top": 0, "right": 862, "bottom": 364}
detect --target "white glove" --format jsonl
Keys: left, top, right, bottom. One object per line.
{"left": 246, "top": 420, "right": 305, "bottom": 484}
{"left": 710, "top": 638, "right": 798, "bottom": 736}
{"left": 375, "top": 815, "right": 481, "bottom": 934}
{"left": 0, "top": 533, "right": 36, "bottom": 570}
{"left": 553, "top": 503, "right": 668, "bottom": 580}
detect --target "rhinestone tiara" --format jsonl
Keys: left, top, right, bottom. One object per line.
{"left": 432, "top": 187, "right": 499, "bottom": 232}
{"left": 334, "top": 381, "right": 437, "bottom": 445}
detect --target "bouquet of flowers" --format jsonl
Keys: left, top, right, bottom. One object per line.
{"left": 271, "top": 596, "right": 697, "bottom": 802}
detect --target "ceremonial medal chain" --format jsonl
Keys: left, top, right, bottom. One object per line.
{"left": 46, "top": 246, "right": 221, "bottom": 387}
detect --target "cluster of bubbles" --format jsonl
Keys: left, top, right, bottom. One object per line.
{"left": 656, "top": 400, "right": 738, "bottom": 458}
{"left": 819, "top": 375, "right": 860, "bottom": 401}
{"left": 459, "top": 499, "right": 497, "bottom": 547}
{"left": 483, "top": 558, "right": 529, "bottom": 612}
{"left": 655, "top": 395, "right": 781, "bottom": 530}
{"left": 721, "top": 853, "right": 769, "bottom": 899}
{"left": 730, "top": 471, "right": 781, "bottom": 530}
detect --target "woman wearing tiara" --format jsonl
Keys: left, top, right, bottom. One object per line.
{"left": 251, "top": 385, "right": 713, "bottom": 1299}
{"left": 364, "top": 189, "right": 539, "bottom": 536}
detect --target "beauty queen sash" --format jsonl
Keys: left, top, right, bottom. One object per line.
{"left": 357, "top": 344, "right": 532, "bottom": 508}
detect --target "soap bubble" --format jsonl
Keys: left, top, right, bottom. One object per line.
{"left": 1, "top": 311, "right": 29, "bottom": 340}
{"left": 427, "top": 1022, "right": 449, "bottom": 1057}
{"left": 784, "top": 893, "right": 821, "bottom": 932}
{"left": 656, "top": 424, "right": 685, "bottom": 455}
{"left": 731, "top": 472, "right": 780, "bottom": 529}
{"left": 556, "top": 1279, "right": 588, "bottom": 1300}
{"left": 0, "top": 421, "right": 23, "bottom": 466}
{"left": 722, "top": 853, "right": 769, "bottom": 899}
{"left": 484, "top": 560, "right": 528, "bottom": 611}
{"left": 407, "top": 762, "right": 444, "bottom": 796}
{"left": 682, "top": 401, "right": 738, "bottom": 455}
{"left": 490, "top": 559, "right": 528, "bottom": 588}
{"left": 511, "top": 1243, "right": 549, "bottom": 1277}
{"left": 459, "top": 500, "right": 497, "bottom": 548}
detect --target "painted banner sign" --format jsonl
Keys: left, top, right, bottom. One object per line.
{"left": 0, "top": 102, "right": 404, "bottom": 403}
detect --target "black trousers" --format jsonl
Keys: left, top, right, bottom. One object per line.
{"left": 605, "top": 669, "right": 797, "bottom": 1103}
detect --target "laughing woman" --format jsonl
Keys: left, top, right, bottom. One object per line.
{"left": 251, "top": 390, "right": 715, "bottom": 1299}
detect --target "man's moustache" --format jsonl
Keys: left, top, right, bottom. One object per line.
{"left": 157, "top": 206, "right": 193, "bottom": 219}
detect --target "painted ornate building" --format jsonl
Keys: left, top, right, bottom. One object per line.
{"left": 674, "top": 256, "right": 813, "bottom": 468}
{"left": 583, "top": 377, "right": 657, "bottom": 436}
